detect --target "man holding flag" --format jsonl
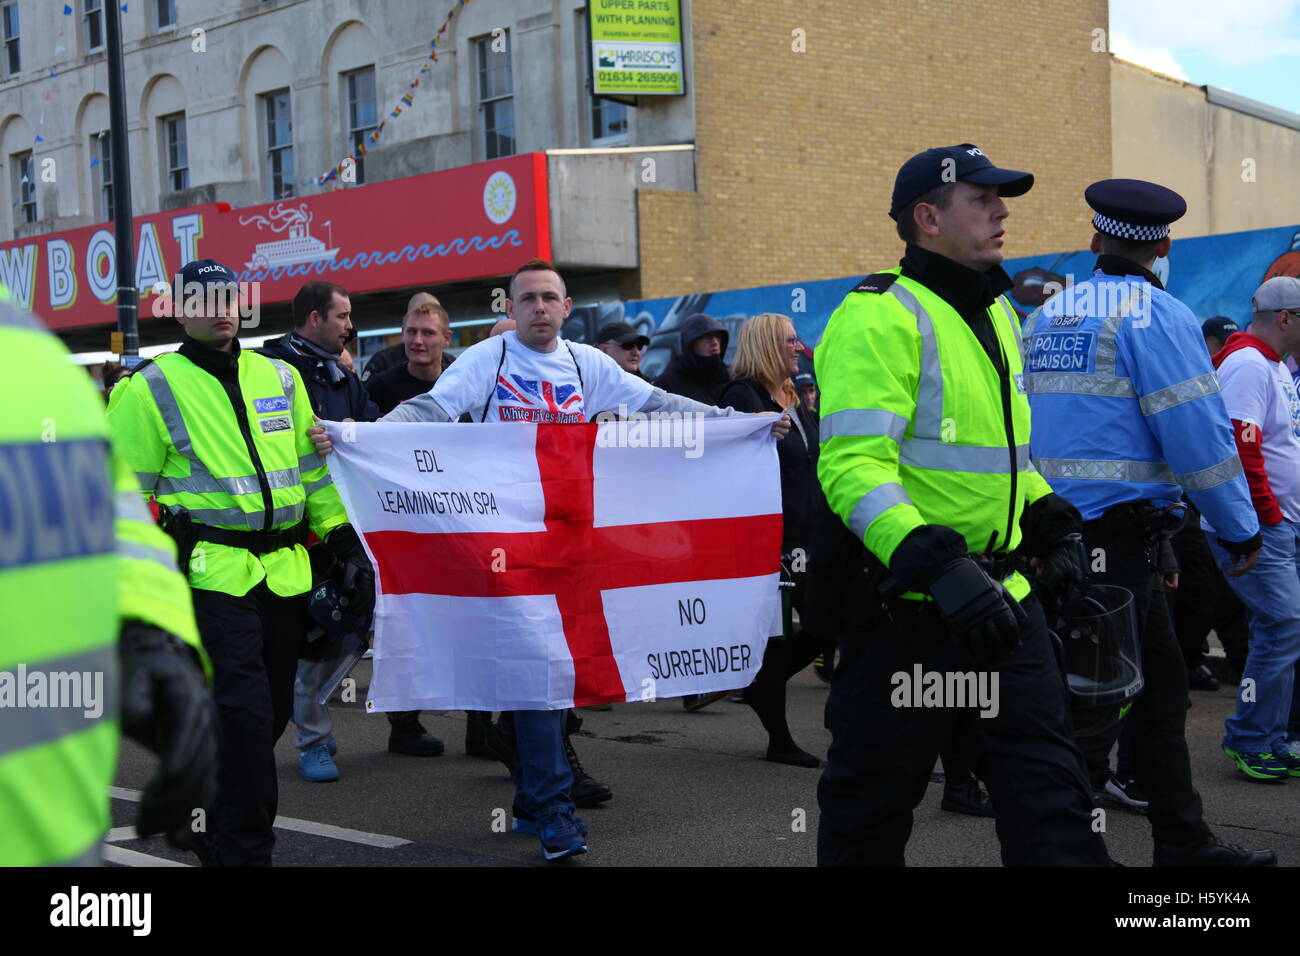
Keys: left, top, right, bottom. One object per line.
{"left": 312, "top": 258, "right": 789, "bottom": 861}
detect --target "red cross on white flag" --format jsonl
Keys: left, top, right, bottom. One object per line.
{"left": 325, "top": 417, "right": 783, "bottom": 711}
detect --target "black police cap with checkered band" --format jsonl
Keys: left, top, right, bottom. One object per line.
{"left": 1085, "top": 179, "right": 1187, "bottom": 241}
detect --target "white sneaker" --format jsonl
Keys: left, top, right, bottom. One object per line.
{"left": 1284, "top": 739, "right": 1300, "bottom": 759}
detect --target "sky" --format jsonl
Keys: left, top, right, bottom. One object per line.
{"left": 1109, "top": 0, "right": 1300, "bottom": 115}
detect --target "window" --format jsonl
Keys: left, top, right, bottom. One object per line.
{"left": 2, "top": 2, "right": 19, "bottom": 77}
{"left": 475, "top": 33, "right": 514, "bottom": 160}
{"left": 590, "top": 97, "right": 629, "bottom": 145}
{"left": 155, "top": 0, "right": 176, "bottom": 30}
{"left": 84, "top": 0, "right": 104, "bottom": 53}
{"left": 95, "top": 132, "right": 113, "bottom": 221}
{"left": 162, "top": 112, "right": 188, "bottom": 191}
{"left": 344, "top": 67, "right": 376, "bottom": 184}
{"left": 12, "top": 151, "right": 35, "bottom": 223}
{"left": 263, "top": 89, "right": 293, "bottom": 199}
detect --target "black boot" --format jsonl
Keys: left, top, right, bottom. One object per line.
{"left": 465, "top": 711, "right": 493, "bottom": 758}
{"left": 564, "top": 728, "right": 613, "bottom": 807}
{"left": 387, "top": 710, "right": 445, "bottom": 757}
{"left": 940, "top": 775, "right": 995, "bottom": 817}
{"left": 483, "top": 711, "right": 518, "bottom": 772}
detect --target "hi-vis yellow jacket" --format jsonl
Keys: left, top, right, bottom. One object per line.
{"left": 107, "top": 343, "right": 347, "bottom": 597}
{"left": 815, "top": 269, "right": 1054, "bottom": 601}
{"left": 0, "top": 291, "right": 204, "bottom": 867}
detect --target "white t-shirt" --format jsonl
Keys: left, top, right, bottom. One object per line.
{"left": 1215, "top": 345, "right": 1300, "bottom": 522}
{"left": 385, "top": 331, "right": 654, "bottom": 424}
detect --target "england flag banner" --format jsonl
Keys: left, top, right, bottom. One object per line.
{"left": 323, "top": 416, "right": 782, "bottom": 711}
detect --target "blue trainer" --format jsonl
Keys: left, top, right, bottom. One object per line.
{"left": 537, "top": 807, "right": 588, "bottom": 860}
{"left": 512, "top": 802, "right": 588, "bottom": 837}
{"left": 300, "top": 743, "right": 339, "bottom": 782}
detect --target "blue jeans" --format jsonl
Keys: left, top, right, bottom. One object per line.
{"left": 1208, "top": 519, "right": 1300, "bottom": 755}
{"left": 511, "top": 710, "right": 574, "bottom": 816}
{"left": 292, "top": 656, "right": 337, "bottom": 751}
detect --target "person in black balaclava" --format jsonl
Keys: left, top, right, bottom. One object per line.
{"left": 653, "top": 313, "right": 732, "bottom": 405}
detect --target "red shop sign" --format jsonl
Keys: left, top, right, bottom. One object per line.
{"left": 0, "top": 153, "right": 550, "bottom": 331}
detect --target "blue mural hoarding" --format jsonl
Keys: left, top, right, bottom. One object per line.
{"left": 564, "top": 222, "right": 1300, "bottom": 380}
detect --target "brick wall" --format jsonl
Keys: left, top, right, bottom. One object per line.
{"left": 638, "top": 0, "right": 1112, "bottom": 298}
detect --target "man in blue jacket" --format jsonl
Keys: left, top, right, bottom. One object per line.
{"left": 1024, "top": 179, "right": 1273, "bottom": 866}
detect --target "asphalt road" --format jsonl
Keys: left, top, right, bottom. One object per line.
{"left": 110, "top": 660, "right": 1300, "bottom": 867}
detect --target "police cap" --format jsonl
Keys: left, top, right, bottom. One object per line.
{"left": 1084, "top": 179, "right": 1187, "bottom": 242}
{"left": 890, "top": 144, "right": 1034, "bottom": 221}
{"left": 179, "top": 258, "right": 238, "bottom": 289}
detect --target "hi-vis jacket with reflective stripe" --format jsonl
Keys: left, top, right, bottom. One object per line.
{"left": 816, "top": 269, "right": 1053, "bottom": 602}
{"left": 107, "top": 344, "right": 348, "bottom": 597}
{"left": 1022, "top": 266, "right": 1257, "bottom": 542}
{"left": 0, "top": 293, "right": 204, "bottom": 867}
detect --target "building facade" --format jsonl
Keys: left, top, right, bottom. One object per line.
{"left": 1, "top": 0, "right": 1297, "bottom": 354}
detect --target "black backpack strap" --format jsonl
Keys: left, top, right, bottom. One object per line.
{"left": 564, "top": 341, "right": 585, "bottom": 395}
{"left": 852, "top": 272, "right": 899, "bottom": 294}
{"left": 480, "top": 336, "right": 508, "bottom": 422}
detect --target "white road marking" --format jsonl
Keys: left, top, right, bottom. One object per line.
{"left": 109, "top": 786, "right": 411, "bottom": 849}
{"left": 102, "top": 845, "right": 192, "bottom": 867}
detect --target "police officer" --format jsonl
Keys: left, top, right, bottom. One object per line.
{"left": 1023, "top": 179, "right": 1275, "bottom": 866}
{"left": 815, "top": 145, "right": 1109, "bottom": 866}
{"left": 0, "top": 288, "right": 216, "bottom": 866}
{"left": 108, "top": 259, "right": 372, "bottom": 866}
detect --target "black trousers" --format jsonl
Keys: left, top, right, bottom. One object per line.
{"left": 1169, "top": 523, "right": 1250, "bottom": 674}
{"left": 1080, "top": 519, "right": 1213, "bottom": 849}
{"left": 817, "top": 592, "right": 1108, "bottom": 866}
{"left": 192, "top": 582, "right": 307, "bottom": 867}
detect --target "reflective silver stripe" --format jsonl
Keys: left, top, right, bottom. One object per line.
{"left": 133, "top": 470, "right": 159, "bottom": 492}
{"left": 265, "top": 358, "right": 297, "bottom": 411}
{"left": 187, "top": 505, "right": 257, "bottom": 527}
{"left": 1177, "top": 455, "right": 1243, "bottom": 492}
{"left": 303, "top": 474, "right": 332, "bottom": 496}
{"left": 888, "top": 283, "right": 944, "bottom": 439}
{"left": 139, "top": 363, "right": 194, "bottom": 458}
{"left": 847, "top": 483, "right": 913, "bottom": 539}
{"left": 299, "top": 451, "right": 325, "bottom": 473}
{"left": 900, "top": 439, "right": 1029, "bottom": 474}
{"left": 115, "top": 489, "right": 153, "bottom": 524}
{"left": 0, "top": 300, "right": 43, "bottom": 329}
{"left": 157, "top": 466, "right": 300, "bottom": 498}
{"left": 1034, "top": 457, "right": 1176, "bottom": 483}
{"left": 997, "top": 297, "right": 1025, "bottom": 364}
{"left": 1094, "top": 314, "right": 1125, "bottom": 374}
{"left": 186, "top": 502, "right": 305, "bottom": 532}
{"left": 1139, "top": 372, "right": 1220, "bottom": 417}
{"left": 47, "top": 841, "right": 103, "bottom": 867}
{"left": 820, "top": 408, "right": 909, "bottom": 443}
{"left": 1025, "top": 371, "right": 1137, "bottom": 399}
{"left": 0, "top": 646, "right": 118, "bottom": 759}
{"left": 118, "top": 538, "right": 178, "bottom": 570}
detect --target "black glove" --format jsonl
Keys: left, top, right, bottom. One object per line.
{"left": 887, "top": 524, "right": 970, "bottom": 593}
{"left": 325, "top": 524, "right": 376, "bottom": 625}
{"left": 1036, "top": 532, "right": 1088, "bottom": 614}
{"left": 929, "top": 558, "right": 1028, "bottom": 667}
{"left": 1019, "top": 493, "right": 1082, "bottom": 558}
{"left": 118, "top": 622, "right": 217, "bottom": 847}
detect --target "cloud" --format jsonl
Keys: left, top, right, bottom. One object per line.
{"left": 1109, "top": 29, "right": 1191, "bottom": 80}
{"left": 1110, "top": 0, "right": 1300, "bottom": 66}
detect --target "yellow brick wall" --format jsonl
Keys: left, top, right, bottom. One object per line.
{"left": 638, "top": 0, "right": 1112, "bottom": 298}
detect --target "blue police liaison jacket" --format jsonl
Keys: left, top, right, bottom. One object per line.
{"left": 1022, "top": 256, "right": 1258, "bottom": 543}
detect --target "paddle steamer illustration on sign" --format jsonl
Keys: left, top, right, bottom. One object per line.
{"left": 239, "top": 202, "right": 339, "bottom": 270}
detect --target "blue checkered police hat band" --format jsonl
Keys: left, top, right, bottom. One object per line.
{"left": 1092, "top": 212, "right": 1170, "bottom": 241}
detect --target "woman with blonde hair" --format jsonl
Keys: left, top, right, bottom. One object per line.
{"left": 720, "top": 313, "right": 826, "bottom": 767}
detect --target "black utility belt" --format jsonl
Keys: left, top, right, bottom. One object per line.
{"left": 195, "top": 520, "right": 308, "bottom": 556}
{"left": 1091, "top": 500, "right": 1184, "bottom": 541}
